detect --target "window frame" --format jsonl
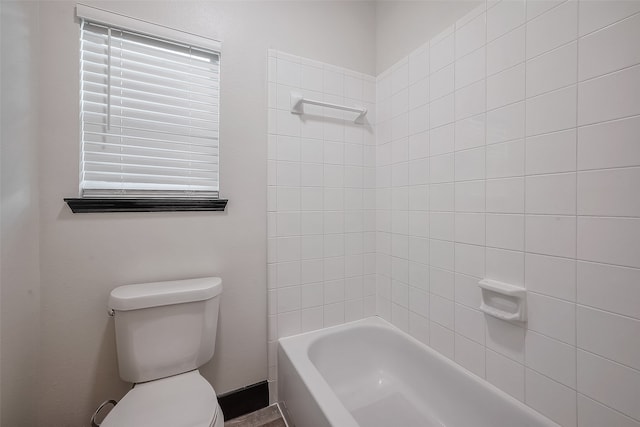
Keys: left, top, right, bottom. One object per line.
{"left": 66, "top": 4, "right": 227, "bottom": 213}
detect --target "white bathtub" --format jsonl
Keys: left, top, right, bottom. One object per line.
{"left": 278, "top": 317, "right": 558, "bottom": 427}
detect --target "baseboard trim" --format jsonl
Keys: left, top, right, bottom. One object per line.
{"left": 218, "top": 380, "right": 269, "bottom": 420}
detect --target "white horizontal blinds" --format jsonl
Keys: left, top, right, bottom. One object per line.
{"left": 80, "top": 20, "right": 220, "bottom": 197}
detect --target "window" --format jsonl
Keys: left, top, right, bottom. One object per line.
{"left": 67, "top": 5, "right": 226, "bottom": 212}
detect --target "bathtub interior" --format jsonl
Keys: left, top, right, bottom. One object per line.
{"left": 308, "top": 326, "right": 447, "bottom": 426}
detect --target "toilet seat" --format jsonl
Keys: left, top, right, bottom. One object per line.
{"left": 102, "top": 370, "right": 223, "bottom": 427}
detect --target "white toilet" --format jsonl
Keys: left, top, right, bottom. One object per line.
{"left": 102, "top": 277, "right": 224, "bottom": 427}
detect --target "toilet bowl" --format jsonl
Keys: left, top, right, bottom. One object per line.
{"left": 102, "top": 277, "right": 224, "bottom": 427}
{"left": 102, "top": 371, "right": 223, "bottom": 427}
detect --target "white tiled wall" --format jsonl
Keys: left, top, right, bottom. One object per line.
{"left": 266, "top": 50, "right": 377, "bottom": 396}
{"left": 267, "top": 1, "right": 640, "bottom": 424}
{"left": 375, "top": 1, "right": 640, "bottom": 426}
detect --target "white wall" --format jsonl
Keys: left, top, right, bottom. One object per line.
{"left": 265, "top": 50, "right": 377, "bottom": 397}
{"left": 375, "top": 1, "right": 640, "bottom": 426}
{"left": 375, "top": 0, "right": 482, "bottom": 74}
{"left": 34, "top": 1, "right": 376, "bottom": 425}
{"left": 0, "top": 2, "right": 41, "bottom": 426}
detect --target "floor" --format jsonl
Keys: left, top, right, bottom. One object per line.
{"left": 224, "top": 404, "right": 287, "bottom": 427}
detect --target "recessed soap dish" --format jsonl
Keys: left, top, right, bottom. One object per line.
{"left": 478, "top": 279, "right": 527, "bottom": 322}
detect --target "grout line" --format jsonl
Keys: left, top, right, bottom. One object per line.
{"left": 452, "top": 4, "right": 459, "bottom": 365}
{"left": 522, "top": 0, "right": 529, "bottom": 405}
{"left": 482, "top": 0, "right": 489, "bottom": 379}
{"left": 574, "top": 4, "right": 580, "bottom": 420}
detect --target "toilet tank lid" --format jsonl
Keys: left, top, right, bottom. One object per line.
{"left": 109, "top": 277, "right": 222, "bottom": 311}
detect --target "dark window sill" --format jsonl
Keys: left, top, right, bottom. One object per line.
{"left": 64, "top": 197, "right": 228, "bottom": 213}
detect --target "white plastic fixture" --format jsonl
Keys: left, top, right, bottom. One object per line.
{"left": 478, "top": 279, "right": 527, "bottom": 322}
{"left": 103, "top": 277, "right": 224, "bottom": 427}
{"left": 290, "top": 91, "right": 367, "bottom": 124}
{"left": 109, "top": 277, "right": 223, "bottom": 383}
{"left": 278, "top": 317, "right": 558, "bottom": 427}
{"left": 101, "top": 370, "right": 222, "bottom": 427}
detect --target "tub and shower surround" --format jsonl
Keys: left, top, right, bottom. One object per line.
{"left": 375, "top": 1, "right": 640, "bottom": 426}
{"left": 266, "top": 49, "right": 377, "bottom": 398}
{"left": 269, "top": 1, "right": 640, "bottom": 425}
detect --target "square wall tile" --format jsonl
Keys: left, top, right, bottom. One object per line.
{"left": 455, "top": 147, "right": 486, "bottom": 181}
{"left": 430, "top": 31, "right": 455, "bottom": 73}
{"left": 485, "top": 247, "right": 524, "bottom": 286}
{"left": 526, "top": 85, "right": 577, "bottom": 137}
{"left": 455, "top": 114, "right": 486, "bottom": 151}
{"left": 455, "top": 243, "right": 485, "bottom": 278}
{"left": 430, "top": 321, "right": 455, "bottom": 359}
{"left": 526, "top": 215, "right": 576, "bottom": 258}
{"left": 486, "top": 177, "right": 525, "bottom": 213}
{"left": 577, "top": 115, "right": 640, "bottom": 171}
{"left": 525, "top": 253, "right": 576, "bottom": 301}
{"left": 456, "top": 13, "right": 487, "bottom": 59}
{"left": 577, "top": 261, "right": 640, "bottom": 319}
{"left": 525, "top": 129, "right": 576, "bottom": 175}
{"left": 486, "top": 139, "right": 525, "bottom": 179}
{"left": 455, "top": 303, "right": 485, "bottom": 344}
{"left": 526, "top": 0, "right": 578, "bottom": 60}
{"left": 525, "top": 173, "right": 576, "bottom": 215}
{"left": 525, "top": 368, "right": 577, "bottom": 427}
{"left": 431, "top": 123, "right": 455, "bottom": 156}
{"left": 487, "top": 63, "right": 525, "bottom": 110}
{"left": 526, "top": 331, "right": 576, "bottom": 388}
{"left": 486, "top": 101, "right": 525, "bottom": 144}
{"left": 409, "top": 47, "right": 429, "bottom": 84}
{"left": 578, "top": 64, "right": 640, "bottom": 126}
{"left": 487, "top": 0, "right": 526, "bottom": 42}
{"left": 430, "top": 267, "right": 455, "bottom": 299}
{"left": 455, "top": 213, "right": 485, "bottom": 246}
{"left": 577, "top": 217, "right": 640, "bottom": 268}
{"left": 578, "top": 13, "right": 640, "bottom": 81}
{"left": 578, "top": 350, "right": 640, "bottom": 421}
{"left": 430, "top": 64, "right": 455, "bottom": 101}
{"left": 577, "top": 394, "right": 640, "bottom": 427}
{"left": 577, "top": 305, "right": 640, "bottom": 370}
{"left": 455, "top": 180, "right": 485, "bottom": 213}
{"left": 485, "top": 316, "right": 525, "bottom": 363}
{"left": 578, "top": 0, "right": 640, "bottom": 36}
{"left": 526, "top": 41, "right": 577, "bottom": 98}
{"left": 454, "top": 334, "right": 486, "bottom": 377}
{"left": 486, "top": 214, "right": 524, "bottom": 251}
{"left": 577, "top": 168, "right": 640, "bottom": 217}
{"left": 455, "top": 47, "right": 486, "bottom": 89}
{"left": 487, "top": 26, "right": 526, "bottom": 76}
{"left": 486, "top": 349, "right": 525, "bottom": 401}
{"left": 527, "top": 292, "right": 576, "bottom": 345}
{"left": 455, "top": 80, "right": 486, "bottom": 121}
{"left": 430, "top": 294, "right": 454, "bottom": 329}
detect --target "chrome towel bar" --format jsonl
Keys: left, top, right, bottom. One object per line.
{"left": 290, "top": 91, "right": 367, "bottom": 124}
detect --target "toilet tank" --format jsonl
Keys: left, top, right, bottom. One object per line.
{"left": 108, "top": 277, "right": 222, "bottom": 383}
